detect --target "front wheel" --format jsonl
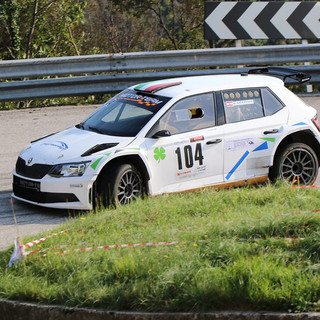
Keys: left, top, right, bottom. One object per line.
{"left": 98, "top": 163, "right": 143, "bottom": 207}
{"left": 270, "top": 143, "right": 319, "bottom": 186}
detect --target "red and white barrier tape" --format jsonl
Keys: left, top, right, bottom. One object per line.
{"left": 23, "top": 241, "right": 90, "bottom": 256}
{"left": 21, "top": 230, "right": 67, "bottom": 250}
{"left": 27, "top": 237, "right": 305, "bottom": 259}
{"left": 236, "top": 237, "right": 305, "bottom": 243}
{"left": 274, "top": 209, "right": 320, "bottom": 218}
{"left": 21, "top": 207, "right": 320, "bottom": 256}
{"left": 39, "top": 241, "right": 179, "bottom": 258}
{"left": 292, "top": 185, "right": 320, "bottom": 189}
{"left": 9, "top": 202, "right": 319, "bottom": 267}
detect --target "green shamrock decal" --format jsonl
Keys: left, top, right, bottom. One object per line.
{"left": 154, "top": 147, "right": 166, "bottom": 163}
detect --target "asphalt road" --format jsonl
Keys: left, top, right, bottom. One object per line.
{"left": 0, "top": 105, "right": 98, "bottom": 251}
{"left": 1, "top": 96, "right": 320, "bottom": 251}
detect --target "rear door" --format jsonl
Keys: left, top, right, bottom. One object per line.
{"left": 220, "top": 87, "right": 288, "bottom": 182}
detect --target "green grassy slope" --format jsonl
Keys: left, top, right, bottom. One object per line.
{"left": 1, "top": 183, "right": 320, "bottom": 312}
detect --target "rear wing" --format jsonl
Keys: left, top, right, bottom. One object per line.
{"left": 247, "top": 67, "right": 311, "bottom": 84}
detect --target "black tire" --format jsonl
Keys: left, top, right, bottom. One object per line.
{"left": 270, "top": 143, "right": 319, "bottom": 186}
{"left": 98, "top": 163, "right": 143, "bottom": 207}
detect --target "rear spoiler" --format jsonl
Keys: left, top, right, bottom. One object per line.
{"left": 247, "top": 67, "right": 311, "bottom": 84}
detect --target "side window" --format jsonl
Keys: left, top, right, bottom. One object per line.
{"left": 222, "top": 89, "right": 264, "bottom": 123}
{"left": 261, "top": 88, "right": 284, "bottom": 116}
{"left": 149, "top": 93, "right": 215, "bottom": 135}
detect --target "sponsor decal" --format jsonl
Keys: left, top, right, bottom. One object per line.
{"left": 134, "top": 80, "right": 182, "bottom": 93}
{"left": 190, "top": 136, "right": 204, "bottom": 143}
{"left": 118, "top": 93, "right": 164, "bottom": 106}
{"left": 91, "top": 157, "right": 103, "bottom": 170}
{"left": 226, "top": 137, "right": 255, "bottom": 151}
{"left": 195, "top": 165, "right": 207, "bottom": 174}
{"left": 226, "top": 150, "right": 250, "bottom": 180}
{"left": 292, "top": 122, "right": 307, "bottom": 126}
{"left": 43, "top": 141, "right": 68, "bottom": 151}
{"left": 70, "top": 184, "right": 83, "bottom": 188}
{"left": 154, "top": 147, "right": 166, "bottom": 163}
{"left": 226, "top": 99, "right": 254, "bottom": 107}
{"left": 90, "top": 152, "right": 111, "bottom": 170}
{"left": 253, "top": 137, "right": 277, "bottom": 152}
{"left": 259, "top": 137, "right": 275, "bottom": 142}
{"left": 177, "top": 170, "right": 192, "bottom": 176}
{"left": 253, "top": 141, "right": 268, "bottom": 152}
{"left": 226, "top": 137, "right": 275, "bottom": 179}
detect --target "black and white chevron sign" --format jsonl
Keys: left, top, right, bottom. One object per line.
{"left": 204, "top": 1, "right": 320, "bottom": 40}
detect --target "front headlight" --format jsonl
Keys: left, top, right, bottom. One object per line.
{"left": 48, "top": 161, "right": 90, "bottom": 178}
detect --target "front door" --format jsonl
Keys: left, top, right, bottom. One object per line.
{"left": 144, "top": 92, "right": 225, "bottom": 195}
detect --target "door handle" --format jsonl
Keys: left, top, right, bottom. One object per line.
{"left": 206, "top": 139, "right": 222, "bottom": 145}
{"left": 263, "top": 129, "right": 279, "bottom": 135}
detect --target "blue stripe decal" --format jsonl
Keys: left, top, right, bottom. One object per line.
{"left": 292, "top": 122, "right": 307, "bottom": 126}
{"left": 253, "top": 141, "right": 268, "bottom": 152}
{"left": 225, "top": 150, "right": 250, "bottom": 181}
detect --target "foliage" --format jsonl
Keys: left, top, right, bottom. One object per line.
{"left": 0, "top": 0, "right": 23, "bottom": 59}
{"left": 0, "top": 0, "right": 208, "bottom": 60}
{"left": 0, "top": 0, "right": 87, "bottom": 60}
{"left": 1, "top": 183, "right": 320, "bottom": 312}
{"left": 0, "top": 0, "right": 316, "bottom": 59}
{"left": 84, "top": 0, "right": 206, "bottom": 53}
{"left": 0, "top": 0, "right": 318, "bottom": 109}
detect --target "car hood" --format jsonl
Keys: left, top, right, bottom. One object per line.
{"left": 19, "top": 126, "right": 135, "bottom": 165}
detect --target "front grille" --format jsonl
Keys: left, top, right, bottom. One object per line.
{"left": 13, "top": 176, "right": 79, "bottom": 204}
{"left": 16, "top": 157, "right": 53, "bottom": 179}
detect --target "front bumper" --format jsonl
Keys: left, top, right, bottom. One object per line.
{"left": 12, "top": 170, "right": 95, "bottom": 210}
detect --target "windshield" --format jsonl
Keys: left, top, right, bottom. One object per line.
{"left": 80, "top": 89, "right": 171, "bottom": 137}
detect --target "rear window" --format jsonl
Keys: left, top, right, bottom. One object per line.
{"left": 261, "top": 88, "right": 284, "bottom": 116}
{"left": 223, "top": 89, "right": 263, "bottom": 123}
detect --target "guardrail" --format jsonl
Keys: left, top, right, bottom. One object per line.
{"left": 1, "top": 44, "right": 320, "bottom": 102}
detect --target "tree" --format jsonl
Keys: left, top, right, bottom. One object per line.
{"left": 84, "top": 0, "right": 205, "bottom": 54}
{"left": 0, "top": 0, "right": 87, "bottom": 60}
{"left": 84, "top": 0, "right": 161, "bottom": 53}
{"left": 26, "top": 0, "right": 87, "bottom": 58}
{"left": 0, "top": 0, "right": 22, "bottom": 59}
{"left": 0, "top": 0, "right": 208, "bottom": 59}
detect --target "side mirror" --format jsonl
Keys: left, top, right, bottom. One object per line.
{"left": 152, "top": 130, "right": 171, "bottom": 138}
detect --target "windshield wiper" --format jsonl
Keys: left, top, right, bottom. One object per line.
{"left": 88, "top": 126, "right": 105, "bottom": 134}
{"left": 75, "top": 123, "right": 85, "bottom": 129}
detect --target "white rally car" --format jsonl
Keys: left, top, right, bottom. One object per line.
{"left": 13, "top": 67, "right": 320, "bottom": 210}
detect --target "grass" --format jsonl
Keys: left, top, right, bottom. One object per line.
{"left": 1, "top": 182, "right": 320, "bottom": 312}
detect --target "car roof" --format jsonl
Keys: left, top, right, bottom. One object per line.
{"left": 132, "top": 74, "right": 284, "bottom": 98}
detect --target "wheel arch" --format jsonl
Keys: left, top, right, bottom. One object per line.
{"left": 273, "top": 130, "right": 320, "bottom": 165}
{"left": 95, "top": 154, "right": 151, "bottom": 193}
{"left": 269, "top": 130, "right": 320, "bottom": 181}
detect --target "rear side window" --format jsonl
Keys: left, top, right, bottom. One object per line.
{"left": 261, "top": 88, "right": 284, "bottom": 116}
{"left": 222, "top": 89, "right": 263, "bottom": 123}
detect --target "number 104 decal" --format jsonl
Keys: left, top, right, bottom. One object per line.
{"left": 175, "top": 143, "right": 204, "bottom": 170}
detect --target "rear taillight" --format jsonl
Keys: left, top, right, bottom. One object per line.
{"left": 312, "top": 115, "right": 320, "bottom": 132}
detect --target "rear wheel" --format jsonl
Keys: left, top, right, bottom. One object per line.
{"left": 270, "top": 143, "right": 318, "bottom": 186}
{"left": 98, "top": 163, "right": 143, "bottom": 207}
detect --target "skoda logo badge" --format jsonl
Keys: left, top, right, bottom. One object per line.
{"left": 27, "top": 157, "right": 33, "bottom": 165}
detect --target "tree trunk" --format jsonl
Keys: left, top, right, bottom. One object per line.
{"left": 26, "top": 0, "right": 38, "bottom": 59}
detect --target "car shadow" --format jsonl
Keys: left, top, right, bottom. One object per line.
{"left": 0, "top": 190, "right": 86, "bottom": 226}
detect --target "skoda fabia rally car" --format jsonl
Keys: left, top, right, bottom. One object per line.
{"left": 13, "top": 67, "right": 320, "bottom": 210}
